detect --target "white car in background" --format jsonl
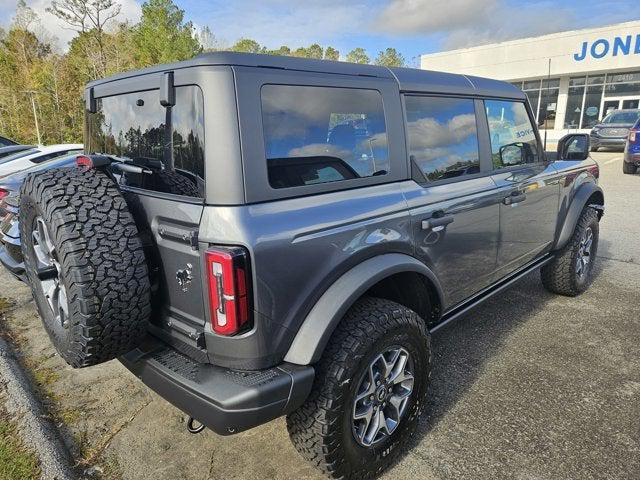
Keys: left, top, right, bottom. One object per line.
{"left": 0, "top": 144, "right": 83, "bottom": 178}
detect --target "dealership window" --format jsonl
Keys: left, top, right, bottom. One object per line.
{"left": 519, "top": 78, "right": 559, "bottom": 129}
{"left": 405, "top": 96, "right": 479, "bottom": 182}
{"left": 563, "top": 72, "right": 640, "bottom": 129}
{"left": 261, "top": 85, "right": 389, "bottom": 189}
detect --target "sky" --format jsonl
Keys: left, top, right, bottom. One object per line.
{"left": 0, "top": 0, "right": 636, "bottom": 65}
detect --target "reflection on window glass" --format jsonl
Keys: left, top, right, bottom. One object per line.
{"left": 538, "top": 88, "right": 559, "bottom": 129}
{"left": 261, "top": 85, "right": 389, "bottom": 189}
{"left": 582, "top": 85, "right": 603, "bottom": 128}
{"left": 485, "top": 100, "right": 538, "bottom": 168}
{"left": 86, "top": 86, "right": 205, "bottom": 198}
{"left": 405, "top": 96, "right": 479, "bottom": 181}
{"left": 564, "top": 86, "right": 585, "bottom": 129}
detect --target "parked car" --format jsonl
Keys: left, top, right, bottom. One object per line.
{"left": 0, "top": 154, "right": 78, "bottom": 280}
{"left": 0, "top": 144, "right": 82, "bottom": 178}
{"left": 623, "top": 118, "right": 640, "bottom": 174}
{"left": 0, "top": 135, "right": 18, "bottom": 147}
{"left": 0, "top": 145, "right": 36, "bottom": 160}
{"left": 18, "top": 53, "right": 604, "bottom": 480}
{"left": 590, "top": 109, "right": 640, "bottom": 151}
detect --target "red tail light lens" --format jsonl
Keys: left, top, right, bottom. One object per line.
{"left": 0, "top": 188, "right": 8, "bottom": 201}
{"left": 76, "top": 155, "right": 93, "bottom": 167}
{"left": 630, "top": 131, "right": 637, "bottom": 142}
{"left": 205, "top": 247, "right": 252, "bottom": 336}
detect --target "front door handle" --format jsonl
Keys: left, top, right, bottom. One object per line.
{"left": 503, "top": 192, "right": 527, "bottom": 205}
{"left": 421, "top": 215, "right": 454, "bottom": 231}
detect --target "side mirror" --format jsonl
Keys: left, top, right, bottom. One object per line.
{"left": 558, "top": 134, "right": 590, "bottom": 161}
{"left": 499, "top": 143, "right": 524, "bottom": 166}
{"left": 160, "top": 71, "right": 175, "bottom": 107}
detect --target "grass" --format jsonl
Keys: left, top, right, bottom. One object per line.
{"left": 0, "top": 410, "right": 40, "bottom": 480}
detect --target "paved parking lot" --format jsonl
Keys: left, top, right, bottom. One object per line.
{"left": 0, "top": 151, "right": 638, "bottom": 480}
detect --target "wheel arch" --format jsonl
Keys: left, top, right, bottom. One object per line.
{"left": 553, "top": 182, "right": 604, "bottom": 251}
{"left": 283, "top": 253, "right": 443, "bottom": 365}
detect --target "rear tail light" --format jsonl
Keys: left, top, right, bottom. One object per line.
{"left": 630, "top": 131, "right": 637, "bottom": 142}
{"left": 205, "top": 247, "right": 252, "bottom": 336}
{"left": 0, "top": 188, "right": 8, "bottom": 201}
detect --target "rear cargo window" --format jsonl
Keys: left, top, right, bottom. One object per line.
{"left": 261, "top": 85, "right": 389, "bottom": 189}
{"left": 86, "top": 86, "right": 205, "bottom": 198}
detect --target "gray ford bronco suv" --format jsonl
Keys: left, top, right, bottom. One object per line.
{"left": 19, "top": 53, "right": 604, "bottom": 479}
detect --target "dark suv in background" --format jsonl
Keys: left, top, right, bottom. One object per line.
{"left": 624, "top": 118, "right": 640, "bottom": 174}
{"left": 591, "top": 109, "right": 640, "bottom": 151}
{"left": 15, "top": 53, "right": 604, "bottom": 480}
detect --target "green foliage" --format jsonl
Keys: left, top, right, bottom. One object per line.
{"left": 0, "top": 2, "right": 407, "bottom": 146}
{"left": 374, "top": 48, "right": 405, "bottom": 67}
{"left": 324, "top": 46, "right": 340, "bottom": 61}
{"left": 0, "top": 410, "right": 41, "bottom": 480}
{"left": 231, "top": 38, "right": 265, "bottom": 54}
{"left": 346, "top": 47, "right": 370, "bottom": 64}
{"left": 133, "top": 0, "right": 201, "bottom": 66}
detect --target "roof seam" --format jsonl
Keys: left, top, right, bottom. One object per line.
{"left": 461, "top": 75, "right": 477, "bottom": 90}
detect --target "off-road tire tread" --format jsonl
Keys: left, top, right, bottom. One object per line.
{"left": 541, "top": 206, "right": 599, "bottom": 296}
{"left": 20, "top": 168, "right": 151, "bottom": 367}
{"left": 286, "top": 297, "right": 431, "bottom": 480}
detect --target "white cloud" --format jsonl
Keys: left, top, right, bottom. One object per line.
{"left": 373, "top": 0, "right": 576, "bottom": 48}
{"left": 2, "top": 0, "right": 141, "bottom": 50}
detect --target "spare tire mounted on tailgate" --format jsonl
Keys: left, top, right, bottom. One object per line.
{"left": 19, "top": 167, "right": 151, "bottom": 368}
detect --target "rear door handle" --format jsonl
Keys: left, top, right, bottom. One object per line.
{"left": 421, "top": 215, "right": 454, "bottom": 231}
{"left": 503, "top": 193, "right": 527, "bottom": 205}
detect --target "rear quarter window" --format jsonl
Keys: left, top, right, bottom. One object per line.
{"left": 261, "top": 85, "right": 389, "bottom": 189}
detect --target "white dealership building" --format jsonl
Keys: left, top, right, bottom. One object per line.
{"left": 420, "top": 21, "right": 640, "bottom": 140}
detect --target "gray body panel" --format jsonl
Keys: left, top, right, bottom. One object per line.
{"left": 77, "top": 52, "right": 603, "bottom": 372}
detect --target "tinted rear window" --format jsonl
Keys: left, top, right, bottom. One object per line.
{"left": 261, "top": 85, "right": 389, "bottom": 189}
{"left": 86, "top": 86, "right": 205, "bottom": 198}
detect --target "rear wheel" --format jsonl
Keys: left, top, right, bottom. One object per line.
{"left": 541, "top": 207, "right": 599, "bottom": 296}
{"left": 287, "top": 298, "right": 431, "bottom": 479}
{"left": 20, "top": 168, "right": 151, "bottom": 367}
{"left": 623, "top": 161, "right": 637, "bottom": 174}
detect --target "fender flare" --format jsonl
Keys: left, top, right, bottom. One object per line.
{"left": 283, "top": 253, "right": 443, "bottom": 365}
{"left": 553, "top": 182, "right": 604, "bottom": 250}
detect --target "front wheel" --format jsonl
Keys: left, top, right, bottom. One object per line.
{"left": 541, "top": 207, "right": 599, "bottom": 296}
{"left": 287, "top": 298, "right": 431, "bottom": 479}
{"left": 623, "top": 161, "right": 637, "bottom": 174}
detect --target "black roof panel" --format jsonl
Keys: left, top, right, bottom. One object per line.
{"left": 87, "top": 51, "right": 524, "bottom": 99}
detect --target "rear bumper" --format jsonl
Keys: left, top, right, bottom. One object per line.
{"left": 119, "top": 336, "right": 314, "bottom": 435}
{"left": 624, "top": 152, "right": 640, "bottom": 165}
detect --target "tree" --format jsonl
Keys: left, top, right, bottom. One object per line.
{"left": 133, "top": 0, "right": 201, "bottom": 66}
{"left": 306, "top": 44, "right": 323, "bottom": 59}
{"left": 267, "top": 45, "right": 291, "bottom": 56}
{"left": 324, "top": 46, "right": 339, "bottom": 61}
{"left": 345, "top": 47, "right": 369, "bottom": 64}
{"left": 47, "top": 0, "right": 123, "bottom": 76}
{"left": 374, "top": 48, "right": 405, "bottom": 67}
{"left": 197, "top": 25, "right": 219, "bottom": 52}
{"left": 231, "top": 38, "right": 264, "bottom": 54}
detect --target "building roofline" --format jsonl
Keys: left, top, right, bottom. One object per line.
{"left": 421, "top": 20, "right": 640, "bottom": 59}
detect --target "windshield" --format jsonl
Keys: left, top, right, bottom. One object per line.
{"left": 86, "top": 86, "right": 205, "bottom": 198}
{"left": 602, "top": 111, "right": 640, "bottom": 124}
{"left": 0, "top": 148, "right": 39, "bottom": 165}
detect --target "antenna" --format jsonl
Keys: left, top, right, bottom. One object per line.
{"left": 543, "top": 58, "right": 551, "bottom": 152}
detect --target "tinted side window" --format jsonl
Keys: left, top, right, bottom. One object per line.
{"left": 405, "top": 96, "right": 480, "bottom": 182}
{"left": 86, "top": 86, "right": 205, "bottom": 198}
{"left": 485, "top": 100, "right": 539, "bottom": 168}
{"left": 261, "top": 85, "right": 389, "bottom": 189}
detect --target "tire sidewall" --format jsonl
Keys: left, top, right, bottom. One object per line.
{"left": 338, "top": 322, "right": 430, "bottom": 476}
{"left": 571, "top": 210, "right": 599, "bottom": 292}
{"left": 20, "top": 193, "right": 74, "bottom": 358}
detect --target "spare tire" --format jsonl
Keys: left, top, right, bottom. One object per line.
{"left": 19, "top": 168, "right": 151, "bottom": 368}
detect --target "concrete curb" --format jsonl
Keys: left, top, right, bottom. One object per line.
{"left": 0, "top": 337, "right": 76, "bottom": 480}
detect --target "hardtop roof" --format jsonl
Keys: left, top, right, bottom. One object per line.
{"left": 87, "top": 51, "right": 524, "bottom": 99}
